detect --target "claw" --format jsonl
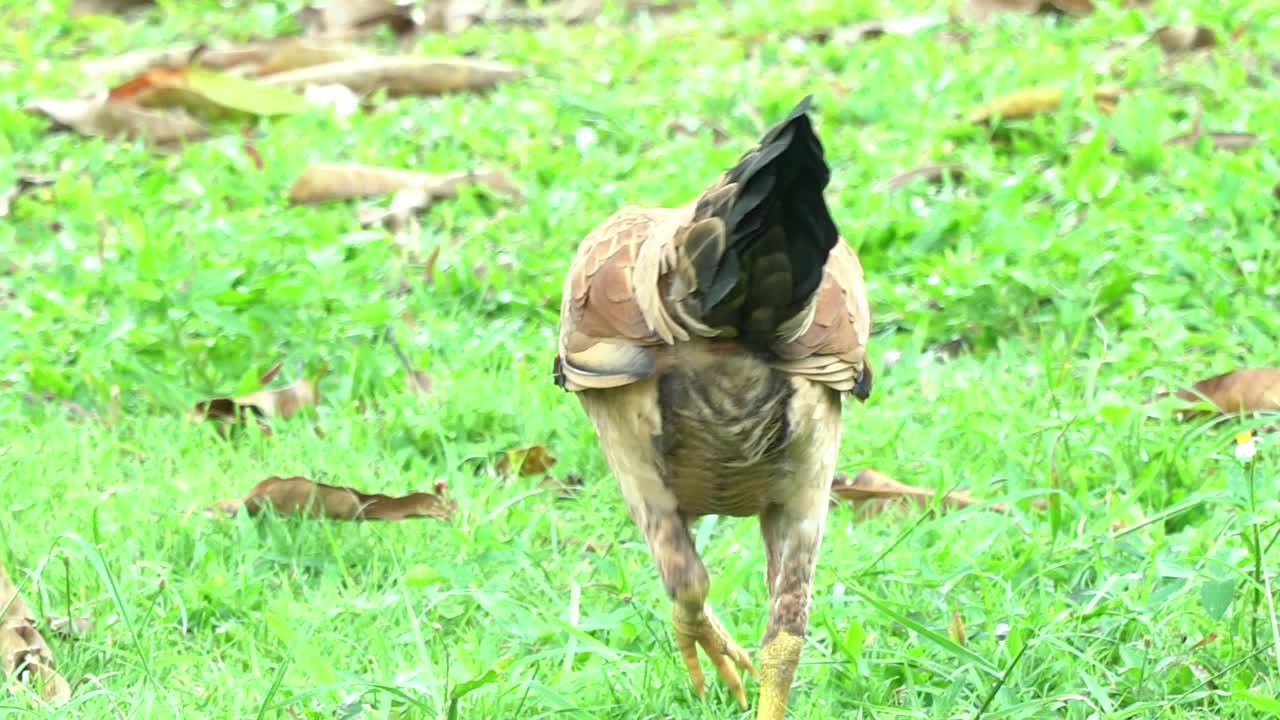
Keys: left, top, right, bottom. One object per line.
{"left": 672, "top": 605, "right": 758, "bottom": 709}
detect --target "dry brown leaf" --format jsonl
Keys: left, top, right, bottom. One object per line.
{"left": 80, "top": 41, "right": 308, "bottom": 83}
{"left": 1164, "top": 130, "right": 1258, "bottom": 151}
{"left": 259, "top": 55, "right": 522, "bottom": 97}
{"left": 385, "top": 327, "right": 432, "bottom": 398}
{"left": 44, "top": 616, "right": 93, "bottom": 641}
{"left": 875, "top": 163, "right": 966, "bottom": 192}
{"left": 194, "top": 377, "right": 319, "bottom": 434}
{"left": 254, "top": 40, "right": 372, "bottom": 76}
{"left": 967, "top": 85, "right": 1119, "bottom": 124}
{"left": 358, "top": 185, "right": 433, "bottom": 232}
{"left": 832, "top": 469, "right": 990, "bottom": 513}
{"left": 1, "top": 562, "right": 71, "bottom": 704}
{"left": 215, "top": 476, "right": 454, "bottom": 520}
{"left": 955, "top": 0, "right": 1092, "bottom": 21}
{"left": 948, "top": 610, "right": 968, "bottom": 646}
{"left": 107, "top": 65, "right": 309, "bottom": 119}
{"left": 71, "top": 0, "right": 150, "bottom": 14}
{"left": 235, "top": 379, "right": 318, "bottom": 419}
{"left": 289, "top": 162, "right": 522, "bottom": 204}
{"left": 496, "top": 445, "right": 558, "bottom": 477}
{"left": 538, "top": 473, "right": 584, "bottom": 498}
{"left": 1152, "top": 25, "right": 1216, "bottom": 54}
{"left": 807, "top": 14, "right": 947, "bottom": 44}
{"left": 302, "top": 0, "right": 420, "bottom": 36}
{"left": 406, "top": 370, "right": 433, "bottom": 396}
{"left": 1175, "top": 368, "right": 1280, "bottom": 416}
{"left": 0, "top": 174, "right": 55, "bottom": 218}
{"left": 25, "top": 94, "right": 208, "bottom": 146}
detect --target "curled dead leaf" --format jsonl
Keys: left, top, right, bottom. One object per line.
{"left": 832, "top": 469, "right": 987, "bottom": 514}
{"left": 948, "top": 610, "right": 968, "bottom": 646}
{"left": 806, "top": 14, "right": 947, "bottom": 44}
{"left": 1175, "top": 368, "right": 1280, "bottom": 416}
{"left": 254, "top": 40, "right": 372, "bottom": 76}
{"left": 0, "top": 174, "right": 55, "bottom": 218}
{"left": 1, "top": 562, "right": 72, "bottom": 704}
{"left": 1152, "top": 25, "right": 1216, "bottom": 54}
{"left": 289, "top": 162, "right": 522, "bottom": 205}
{"left": 302, "top": 0, "right": 421, "bottom": 36}
{"left": 385, "top": 327, "right": 432, "bottom": 398}
{"left": 215, "top": 476, "right": 454, "bottom": 520}
{"left": 539, "top": 473, "right": 584, "bottom": 498}
{"left": 967, "top": 85, "right": 1119, "bottom": 124}
{"left": 25, "top": 93, "right": 208, "bottom": 146}
{"left": 1164, "top": 130, "right": 1258, "bottom": 151}
{"left": 832, "top": 469, "right": 1048, "bottom": 516}
{"left": 259, "top": 55, "right": 523, "bottom": 97}
{"left": 495, "top": 445, "right": 558, "bottom": 477}
{"left": 108, "top": 65, "right": 310, "bottom": 119}
{"left": 875, "top": 163, "right": 966, "bottom": 192}
{"left": 194, "top": 377, "right": 319, "bottom": 434}
{"left": 955, "top": 0, "right": 1092, "bottom": 22}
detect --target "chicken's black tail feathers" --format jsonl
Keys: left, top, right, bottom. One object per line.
{"left": 682, "top": 95, "right": 840, "bottom": 350}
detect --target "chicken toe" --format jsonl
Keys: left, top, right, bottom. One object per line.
{"left": 672, "top": 603, "right": 757, "bottom": 709}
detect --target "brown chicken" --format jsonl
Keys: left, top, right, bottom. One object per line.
{"left": 553, "top": 96, "right": 871, "bottom": 718}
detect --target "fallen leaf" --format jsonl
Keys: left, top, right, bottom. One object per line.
{"left": 0, "top": 174, "right": 55, "bottom": 218}
{"left": 25, "top": 93, "right": 208, "bottom": 146}
{"left": 1164, "top": 130, "right": 1258, "bottom": 151}
{"left": 423, "top": 0, "right": 492, "bottom": 32}
{"left": 232, "top": 378, "right": 319, "bottom": 420}
{"left": 43, "top": 616, "right": 93, "bottom": 641}
{"left": 423, "top": 245, "right": 442, "bottom": 285}
{"left": 496, "top": 445, "right": 558, "bottom": 477}
{"left": 385, "top": 328, "right": 432, "bottom": 398}
{"left": 241, "top": 126, "right": 265, "bottom": 170}
{"left": 71, "top": 0, "right": 150, "bottom": 14}
{"left": 259, "top": 56, "right": 523, "bottom": 97}
{"left": 955, "top": 0, "right": 1092, "bottom": 21}
{"left": 81, "top": 41, "right": 297, "bottom": 82}
{"left": 948, "top": 610, "right": 968, "bottom": 646}
{"left": 1189, "top": 632, "right": 1217, "bottom": 651}
{"left": 1, "top": 561, "right": 71, "bottom": 704}
{"left": 302, "top": 0, "right": 420, "bottom": 36}
{"left": 832, "top": 469, "right": 990, "bottom": 513}
{"left": 289, "top": 163, "right": 522, "bottom": 204}
{"left": 194, "top": 376, "right": 319, "bottom": 434}
{"left": 806, "top": 14, "right": 947, "bottom": 44}
{"left": 1152, "top": 25, "right": 1216, "bottom": 54}
{"left": 874, "top": 163, "right": 966, "bottom": 192}
{"left": 967, "top": 85, "right": 1119, "bottom": 123}
{"left": 1175, "top": 368, "right": 1280, "bottom": 416}
{"left": 254, "top": 40, "right": 372, "bottom": 77}
{"left": 109, "top": 65, "right": 311, "bottom": 119}
{"left": 358, "top": 185, "right": 433, "bottom": 232}
{"left": 539, "top": 473, "right": 584, "bottom": 498}
{"left": 215, "top": 476, "right": 454, "bottom": 520}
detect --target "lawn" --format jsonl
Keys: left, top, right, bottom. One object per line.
{"left": 3, "top": 0, "right": 1280, "bottom": 718}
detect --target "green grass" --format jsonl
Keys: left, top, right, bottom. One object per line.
{"left": 3, "top": 0, "right": 1280, "bottom": 717}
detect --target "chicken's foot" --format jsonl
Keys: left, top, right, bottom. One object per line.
{"left": 757, "top": 490, "right": 830, "bottom": 720}
{"left": 640, "top": 506, "right": 757, "bottom": 709}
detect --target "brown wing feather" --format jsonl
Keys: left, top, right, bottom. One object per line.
{"left": 556, "top": 208, "right": 669, "bottom": 390}
{"left": 772, "top": 240, "right": 872, "bottom": 398}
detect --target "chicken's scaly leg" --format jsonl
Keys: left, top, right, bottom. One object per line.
{"left": 641, "top": 508, "right": 757, "bottom": 709}
{"left": 757, "top": 488, "right": 831, "bottom": 720}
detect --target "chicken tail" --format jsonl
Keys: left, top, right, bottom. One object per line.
{"left": 668, "top": 95, "right": 840, "bottom": 350}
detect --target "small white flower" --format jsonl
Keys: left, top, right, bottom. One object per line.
{"left": 1234, "top": 431, "right": 1259, "bottom": 462}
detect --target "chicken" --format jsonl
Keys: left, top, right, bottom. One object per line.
{"left": 553, "top": 96, "right": 871, "bottom": 719}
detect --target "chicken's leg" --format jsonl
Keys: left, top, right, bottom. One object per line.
{"left": 757, "top": 488, "right": 831, "bottom": 720}
{"left": 640, "top": 506, "right": 757, "bottom": 709}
